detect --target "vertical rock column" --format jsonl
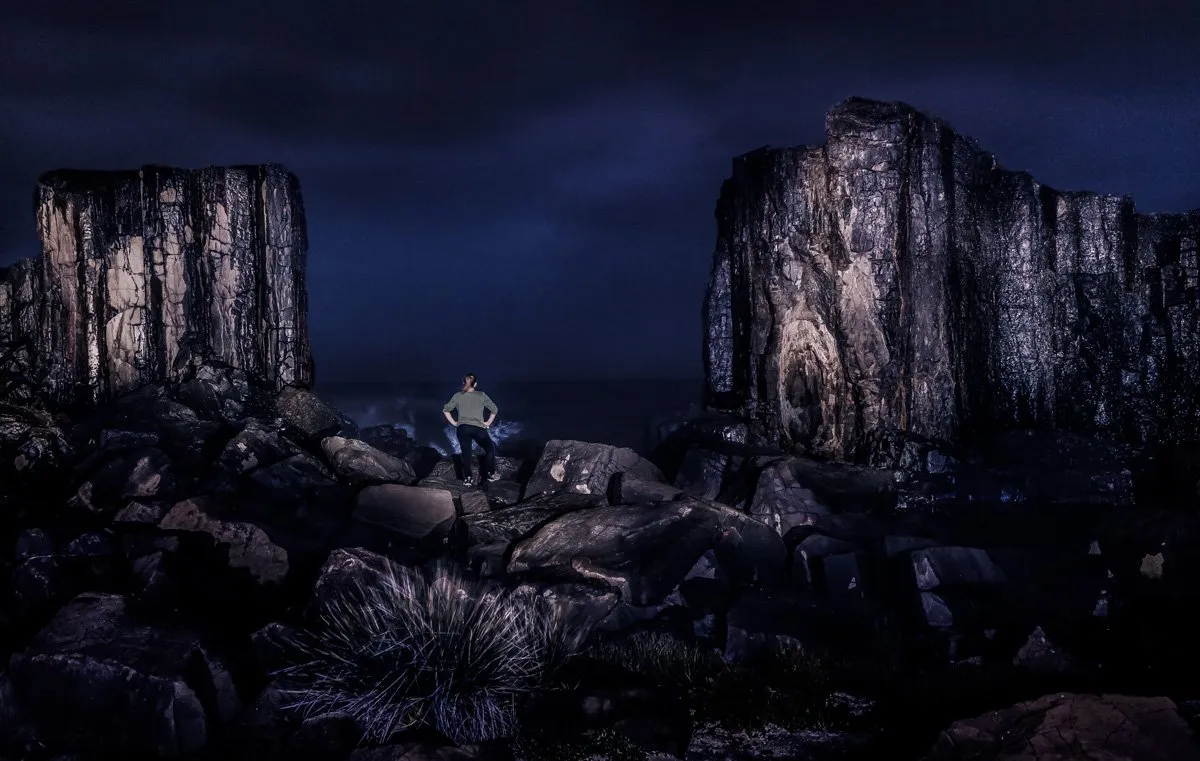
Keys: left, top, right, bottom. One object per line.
{"left": 703, "top": 97, "right": 1200, "bottom": 463}
{"left": 0, "top": 164, "right": 313, "bottom": 411}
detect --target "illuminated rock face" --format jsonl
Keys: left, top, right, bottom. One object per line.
{"left": 704, "top": 97, "right": 1200, "bottom": 464}
{"left": 0, "top": 164, "right": 312, "bottom": 410}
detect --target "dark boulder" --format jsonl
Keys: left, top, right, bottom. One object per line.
{"left": 923, "top": 692, "right": 1200, "bottom": 761}
{"left": 321, "top": 435, "right": 417, "bottom": 486}
{"left": 173, "top": 355, "right": 253, "bottom": 424}
{"left": 352, "top": 484, "right": 458, "bottom": 544}
{"left": 8, "top": 591, "right": 239, "bottom": 756}
{"left": 525, "top": 439, "right": 664, "bottom": 499}
{"left": 0, "top": 403, "right": 73, "bottom": 499}
{"left": 158, "top": 496, "right": 290, "bottom": 586}
{"left": 274, "top": 386, "right": 357, "bottom": 445}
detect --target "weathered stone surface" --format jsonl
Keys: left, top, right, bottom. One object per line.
{"left": 0, "top": 165, "right": 313, "bottom": 411}
{"left": 460, "top": 503, "right": 577, "bottom": 547}
{"left": 0, "top": 402, "right": 73, "bottom": 493}
{"left": 912, "top": 546, "right": 1006, "bottom": 591}
{"left": 1012, "top": 626, "right": 1084, "bottom": 678}
{"left": 418, "top": 457, "right": 524, "bottom": 507}
{"left": 66, "top": 447, "right": 175, "bottom": 517}
{"left": 159, "top": 496, "right": 290, "bottom": 585}
{"left": 321, "top": 435, "right": 417, "bottom": 486}
{"left": 8, "top": 592, "right": 237, "bottom": 756}
{"left": 607, "top": 472, "right": 684, "bottom": 505}
{"left": 507, "top": 497, "right": 784, "bottom": 605}
{"left": 308, "top": 546, "right": 403, "bottom": 615}
{"left": 705, "top": 96, "right": 1200, "bottom": 464}
{"left": 684, "top": 496, "right": 788, "bottom": 585}
{"left": 214, "top": 419, "right": 303, "bottom": 478}
{"left": 923, "top": 692, "right": 1200, "bottom": 761}
{"left": 459, "top": 489, "right": 491, "bottom": 515}
{"left": 508, "top": 503, "right": 721, "bottom": 605}
{"left": 353, "top": 484, "right": 457, "bottom": 543}
{"left": 274, "top": 386, "right": 357, "bottom": 443}
{"left": 526, "top": 439, "right": 665, "bottom": 498}
{"left": 245, "top": 451, "right": 347, "bottom": 509}
{"left": 173, "top": 356, "right": 251, "bottom": 423}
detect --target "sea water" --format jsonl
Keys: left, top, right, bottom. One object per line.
{"left": 316, "top": 378, "right": 702, "bottom": 456}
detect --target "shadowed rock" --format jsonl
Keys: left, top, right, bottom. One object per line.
{"left": 607, "top": 472, "right": 685, "bottom": 505}
{"left": 507, "top": 498, "right": 784, "bottom": 605}
{"left": 507, "top": 503, "right": 721, "bottom": 605}
{"left": 353, "top": 484, "right": 458, "bottom": 543}
{"left": 705, "top": 96, "right": 1200, "bottom": 464}
{"left": 159, "top": 496, "right": 290, "bottom": 585}
{"left": 321, "top": 435, "right": 417, "bottom": 486}
{"left": 0, "top": 164, "right": 312, "bottom": 411}
{"left": 8, "top": 592, "right": 238, "bottom": 757}
{"left": 526, "top": 439, "right": 665, "bottom": 498}
{"left": 924, "top": 692, "right": 1200, "bottom": 761}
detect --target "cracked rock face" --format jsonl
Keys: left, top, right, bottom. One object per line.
{"left": 0, "top": 164, "right": 313, "bottom": 411}
{"left": 704, "top": 97, "right": 1200, "bottom": 464}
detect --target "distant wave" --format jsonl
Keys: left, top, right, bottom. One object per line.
{"left": 329, "top": 392, "right": 522, "bottom": 455}
{"left": 318, "top": 379, "right": 701, "bottom": 455}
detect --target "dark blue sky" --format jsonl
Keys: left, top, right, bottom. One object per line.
{"left": 1, "top": 1, "right": 1198, "bottom": 382}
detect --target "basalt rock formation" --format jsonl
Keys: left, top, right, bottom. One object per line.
{"left": 0, "top": 164, "right": 312, "bottom": 412}
{"left": 704, "top": 97, "right": 1200, "bottom": 465}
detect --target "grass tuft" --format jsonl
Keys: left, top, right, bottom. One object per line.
{"left": 274, "top": 559, "right": 590, "bottom": 745}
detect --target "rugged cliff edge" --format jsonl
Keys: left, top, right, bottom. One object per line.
{"left": 0, "top": 164, "right": 313, "bottom": 411}
{"left": 704, "top": 97, "right": 1200, "bottom": 464}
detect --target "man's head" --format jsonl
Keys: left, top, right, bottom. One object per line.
{"left": 462, "top": 373, "right": 477, "bottom": 391}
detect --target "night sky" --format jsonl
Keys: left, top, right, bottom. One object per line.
{"left": 1, "top": 2, "right": 1198, "bottom": 383}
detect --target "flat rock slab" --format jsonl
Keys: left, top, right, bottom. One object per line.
{"left": 924, "top": 692, "right": 1200, "bottom": 761}
{"left": 460, "top": 504, "right": 573, "bottom": 547}
{"left": 353, "top": 483, "right": 457, "bottom": 542}
{"left": 508, "top": 503, "right": 719, "bottom": 605}
{"left": 506, "top": 498, "right": 783, "bottom": 606}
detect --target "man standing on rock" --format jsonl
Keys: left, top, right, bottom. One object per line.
{"left": 442, "top": 373, "right": 500, "bottom": 488}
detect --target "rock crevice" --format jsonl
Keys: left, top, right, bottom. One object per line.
{"left": 0, "top": 164, "right": 312, "bottom": 411}
{"left": 704, "top": 97, "right": 1200, "bottom": 463}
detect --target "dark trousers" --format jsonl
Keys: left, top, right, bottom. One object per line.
{"left": 456, "top": 423, "right": 495, "bottom": 480}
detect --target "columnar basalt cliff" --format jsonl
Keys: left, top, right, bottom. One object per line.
{"left": 0, "top": 164, "right": 312, "bottom": 410}
{"left": 704, "top": 97, "right": 1200, "bottom": 464}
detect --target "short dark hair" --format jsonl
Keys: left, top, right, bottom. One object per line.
{"left": 463, "top": 373, "right": 477, "bottom": 386}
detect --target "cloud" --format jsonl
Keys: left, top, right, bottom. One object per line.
{"left": 1, "top": 0, "right": 1198, "bottom": 381}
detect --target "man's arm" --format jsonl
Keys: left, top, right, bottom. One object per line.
{"left": 442, "top": 395, "right": 460, "bottom": 426}
{"left": 481, "top": 393, "right": 498, "bottom": 427}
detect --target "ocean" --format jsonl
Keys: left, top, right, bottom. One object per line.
{"left": 315, "top": 379, "right": 704, "bottom": 457}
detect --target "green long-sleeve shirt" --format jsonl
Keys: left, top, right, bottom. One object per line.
{"left": 443, "top": 390, "right": 498, "bottom": 428}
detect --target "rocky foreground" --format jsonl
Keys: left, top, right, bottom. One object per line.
{"left": 1, "top": 100, "right": 1199, "bottom": 760}
{"left": 0, "top": 369, "right": 1198, "bottom": 761}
